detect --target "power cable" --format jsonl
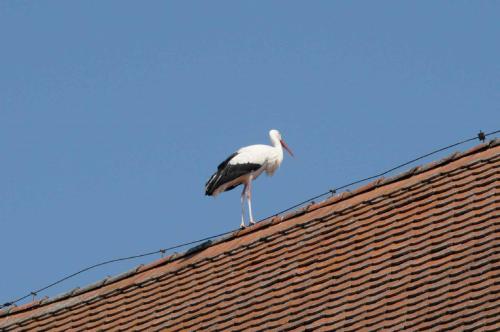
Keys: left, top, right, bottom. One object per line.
{"left": 1, "top": 129, "right": 498, "bottom": 310}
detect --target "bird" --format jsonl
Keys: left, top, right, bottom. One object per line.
{"left": 205, "top": 129, "right": 294, "bottom": 228}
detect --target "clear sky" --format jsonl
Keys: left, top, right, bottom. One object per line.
{"left": 1, "top": 1, "right": 498, "bottom": 306}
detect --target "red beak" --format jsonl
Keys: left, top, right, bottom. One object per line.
{"left": 280, "top": 139, "right": 294, "bottom": 157}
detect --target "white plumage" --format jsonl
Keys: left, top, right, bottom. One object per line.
{"left": 205, "top": 129, "right": 294, "bottom": 228}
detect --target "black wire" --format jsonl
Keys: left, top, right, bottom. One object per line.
{"left": 1, "top": 250, "right": 165, "bottom": 308}
{"left": 262, "top": 130, "right": 498, "bottom": 222}
{"left": 1, "top": 229, "right": 239, "bottom": 309}
{"left": 1, "top": 129, "right": 498, "bottom": 310}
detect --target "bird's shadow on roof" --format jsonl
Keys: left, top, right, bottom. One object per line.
{"left": 181, "top": 240, "right": 213, "bottom": 260}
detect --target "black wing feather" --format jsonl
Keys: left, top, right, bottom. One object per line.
{"left": 205, "top": 153, "right": 261, "bottom": 195}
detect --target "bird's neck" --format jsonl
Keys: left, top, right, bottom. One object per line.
{"left": 270, "top": 136, "right": 281, "bottom": 148}
{"left": 270, "top": 136, "right": 283, "bottom": 158}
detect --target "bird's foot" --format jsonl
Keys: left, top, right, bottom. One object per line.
{"left": 249, "top": 220, "right": 256, "bottom": 226}
{"left": 240, "top": 222, "right": 246, "bottom": 229}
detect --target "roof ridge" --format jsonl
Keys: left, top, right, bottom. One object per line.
{"left": 1, "top": 138, "right": 498, "bottom": 320}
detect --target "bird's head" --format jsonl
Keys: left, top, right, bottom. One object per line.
{"left": 270, "top": 129, "right": 294, "bottom": 157}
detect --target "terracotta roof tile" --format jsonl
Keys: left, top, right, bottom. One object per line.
{"left": 1, "top": 139, "right": 499, "bottom": 331}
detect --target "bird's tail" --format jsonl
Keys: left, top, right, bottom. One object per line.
{"left": 205, "top": 171, "right": 220, "bottom": 196}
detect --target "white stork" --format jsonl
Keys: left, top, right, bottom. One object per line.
{"left": 205, "top": 129, "right": 294, "bottom": 228}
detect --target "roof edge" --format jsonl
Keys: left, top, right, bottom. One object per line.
{"left": 1, "top": 138, "right": 499, "bottom": 320}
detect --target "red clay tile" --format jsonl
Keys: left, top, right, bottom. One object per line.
{"left": 1, "top": 140, "right": 499, "bottom": 331}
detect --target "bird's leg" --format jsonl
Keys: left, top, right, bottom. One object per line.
{"left": 247, "top": 178, "right": 255, "bottom": 225}
{"left": 240, "top": 183, "right": 247, "bottom": 228}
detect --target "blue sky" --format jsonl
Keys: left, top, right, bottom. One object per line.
{"left": 1, "top": 1, "right": 498, "bottom": 306}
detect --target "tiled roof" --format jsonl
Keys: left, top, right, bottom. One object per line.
{"left": 1, "top": 139, "right": 499, "bottom": 331}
